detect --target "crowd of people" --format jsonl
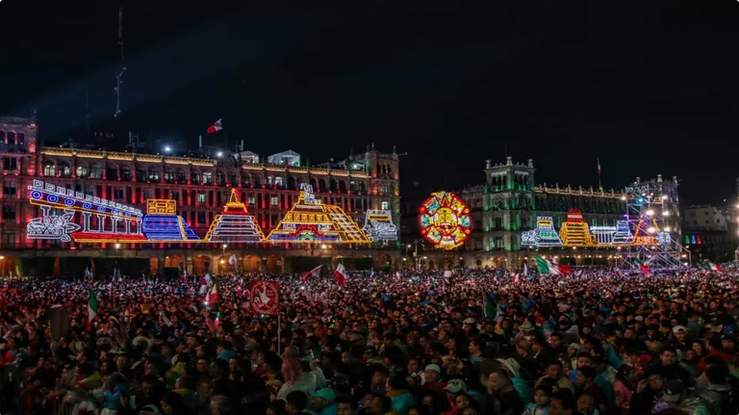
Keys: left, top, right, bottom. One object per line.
{"left": 0, "top": 265, "right": 737, "bottom": 415}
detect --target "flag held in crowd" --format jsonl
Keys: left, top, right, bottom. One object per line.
{"left": 301, "top": 264, "right": 323, "bottom": 282}
{"left": 250, "top": 280, "right": 279, "bottom": 315}
{"left": 87, "top": 289, "right": 98, "bottom": 323}
{"left": 334, "top": 263, "right": 348, "bottom": 285}
{"left": 535, "top": 256, "right": 571, "bottom": 275}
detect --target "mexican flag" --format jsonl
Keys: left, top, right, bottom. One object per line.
{"left": 87, "top": 289, "right": 99, "bottom": 323}
{"left": 334, "top": 263, "right": 348, "bottom": 285}
{"left": 301, "top": 265, "right": 322, "bottom": 282}
{"left": 708, "top": 262, "right": 722, "bottom": 272}
{"left": 535, "top": 256, "right": 571, "bottom": 275}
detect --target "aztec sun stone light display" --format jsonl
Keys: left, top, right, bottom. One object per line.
{"left": 418, "top": 191, "right": 472, "bottom": 250}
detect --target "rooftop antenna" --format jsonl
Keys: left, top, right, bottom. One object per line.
{"left": 113, "top": 6, "right": 127, "bottom": 118}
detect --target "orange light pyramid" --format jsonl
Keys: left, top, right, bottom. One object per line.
{"left": 204, "top": 189, "right": 265, "bottom": 243}
{"left": 559, "top": 208, "right": 594, "bottom": 247}
{"left": 266, "top": 184, "right": 371, "bottom": 244}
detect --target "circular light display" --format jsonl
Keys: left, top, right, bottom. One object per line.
{"left": 418, "top": 191, "right": 472, "bottom": 250}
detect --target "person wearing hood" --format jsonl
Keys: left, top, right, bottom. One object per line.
{"left": 385, "top": 375, "right": 415, "bottom": 415}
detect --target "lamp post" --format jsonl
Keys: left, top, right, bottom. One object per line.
{"left": 406, "top": 240, "right": 423, "bottom": 271}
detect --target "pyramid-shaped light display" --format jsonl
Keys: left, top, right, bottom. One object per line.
{"left": 266, "top": 184, "right": 371, "bottom": 243}
{"left": 204, "top": 189, "right": 265, "bottom": 243}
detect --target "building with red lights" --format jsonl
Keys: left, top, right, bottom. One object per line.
{"left": 0, "top": 116, "right": 400, "bottom": 276}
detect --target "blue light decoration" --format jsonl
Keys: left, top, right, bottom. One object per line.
{"left": 27, "top": 179, "right": 147, "bottom": 243}
{"left": 611, "top": 220, "right": 634, "bottom": 245}
{"left": 26, "top": 207, "right": 81, "bottom": 242}
{"left": 142, "top": 199, "right": 200, "bottom": 241}
{"left": 520, "top": 216, "right": 563, "bottom": 248}
{"left": 362, "top": 209, "right": 399, "bottom": 242}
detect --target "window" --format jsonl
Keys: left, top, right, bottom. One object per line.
{"left": 267, "top": 176, "right": 274, "bottom": 186}
{"left": 248, "top": 196, "right": 256, "bottom": 206}
{"left": 197, "top": 211, "right": 206, "bottom": 224}
{"left": 171, "top": 191, "right": 179, "bottom": 202}
{"left": 270, "top": 196, "right": 279, "bottom": 207}
{"left": 381, "top": 200, "right": 389, "bottom": 210}
{"left": 164, "top": 170, "right": 175, "bottom": 183}
{"left": 113, "top": 188, "right": 124, "bottom": 200}
{"left": 89, "top": 165, "right": 102, "bottom": 179}
{"left": 2, "top": 206, "right": 15, "bottom": 220}
{"left": 121, "top": 168, "right": 132, "bottom": 181}
{"left": 59, "top": 164, "right": 72, "bottom": 177}
{"left": 2, "top": 158, "right": 17, "bottom": 171}
{"left": 43, "top": 163, "right": 56, "bottom": 177}
{"left": 107, "top": 167, "right": 118, "bottom": 180}
{"left": 16, "top": 133, "right": 24, "bottom": 146}
{"left": 147, "top": 168, "right": 160, "bottom": 182}
{"left": 197, "top": 193, "right": 207, "bottom": 204}
{"left": 3, "top": 232, "right": 15, "bottom": 248}
{"left": 202, "top": 172, "right": 213, "bottom": 185}
{"left": 274, "top": 177, "right": 283, "bottom": 187}
{"left": 76, "top": 165, "right": 88, "bottom": 177}
{"left": 3, "top": 183, "right": 16, "bottom": 197}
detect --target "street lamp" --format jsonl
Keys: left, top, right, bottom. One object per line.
{"left": 216, "top": 150, "right": 224, "bottom": 158}
{"left": 163, "top": 145, "right": 172, "bottom": 154}
{"left": 114, "top": 243, "right": 121, "bottom": 249}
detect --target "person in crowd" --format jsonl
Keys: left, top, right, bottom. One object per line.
{"left": 0, "top": 266, "right": 736, "bottom": 415}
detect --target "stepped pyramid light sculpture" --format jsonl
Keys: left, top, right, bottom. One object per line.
{"left": 363, "top": 209, "right": 399, "bottom": 241}
{"left": 559, "top": 208, "right": 594, "bottom": 247}
{"left": 204, "top": 189, "right": 265, "bottom": 243}
{"left": 611, "top": 220, "right": 634, "bottom": 245}
{"left": 267, "top": 184, "right": 371, "bottom": 243}
{"left": 143, "top": 199, "right": 200, "bottom": 241}
{"left": 534, "top": 216, "right": 563, "bottom": 247}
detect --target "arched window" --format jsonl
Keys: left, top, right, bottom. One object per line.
{"left": 6, "top": 132, "right": 15, "bottom": 145}
{"left": 89, "top": 165, "right": 102, "bottom": 179}
{"left": 59, "top": 162, "right": 72, "bottom": 177}
{"left": 0, "top": 131, "right": 5, "bottom": 144}
{"left": 43, "top": 162, "right": 56, "bottom": 177}
{"left": 76, "top": 165, "right": 89, "bottom": 178}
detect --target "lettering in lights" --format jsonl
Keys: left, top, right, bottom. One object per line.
{"left": 418, "top": 191, "right": 472, "bottom": 250}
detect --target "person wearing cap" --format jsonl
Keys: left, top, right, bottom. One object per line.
{"left": 421, "top": 364, "right": 446, "bottom": 393}
{"left": 309, "top": 387, "right": 338, "bottom": 415}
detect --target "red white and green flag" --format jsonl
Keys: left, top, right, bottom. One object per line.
{"left": 708, "top": 262, "right": 722, "bottom": 272}
{"left": 535, "top": 256, "right": 571, "bottom": 275}
{"left": 87, "top": 289, "right": 99, "bottom": 323}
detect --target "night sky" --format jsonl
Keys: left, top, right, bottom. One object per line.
{"left": 1, "top": 0, "right": 737, "bottom": 203}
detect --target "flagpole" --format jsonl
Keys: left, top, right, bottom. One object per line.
{"left": 277, "top": 313, "right": 281, "bottom": 356}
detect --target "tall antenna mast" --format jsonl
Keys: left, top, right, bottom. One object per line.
{"left": 113, "top": 6, "right": 127, "bottom": 118}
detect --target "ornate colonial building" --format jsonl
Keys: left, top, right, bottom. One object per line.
{"left": 457, "top": 157, "right": 680, "bottom": 269}
{"left": 0, "top": 116, "right": 400, "bottom": 276}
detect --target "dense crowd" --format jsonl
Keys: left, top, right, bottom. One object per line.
{"left": 0, "top": 266, "right": 738, "bottom": 415}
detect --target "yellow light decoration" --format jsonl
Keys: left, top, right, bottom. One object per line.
{"left": 559, "top": 209, "right": 594, "bottom": 247}
{"left": 418, "top": 191, "right": 472, "bottom": 250}
{"left": 266, "top": 185, "right": 371, "bottom": 243}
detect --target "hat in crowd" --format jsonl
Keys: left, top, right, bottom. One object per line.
{"left": 425, "top": 364, "right": 441, "bottom": 373}
{"left": 445, "top": 379, "right": 467, "bottom": 394}
{"left": 463, "top": 318, "right": 476, "bottom": 325}
{"left": 311, "top": 388, "right": 336, "bottom": 404}
{"left": 634, "top": 315, "right": 644, "bottom": 322}
{"left": 519, "top": 320, "right": 534, "bottom": 332}
{"left": 496, "top": 358, "right": 520, "bottom": 378}
{"left": 672, "top": 325, "right": 687, "bottom": 334}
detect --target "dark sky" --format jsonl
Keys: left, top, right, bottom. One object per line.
{"left": 1, "top": 0, "right": 737, "bottom": 204}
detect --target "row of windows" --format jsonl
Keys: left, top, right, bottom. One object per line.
{"left": 41, "top": 164, "right": 379, "bottom": 194}
{"left": 0, "top": 131, "right": 26, "bottom": 146}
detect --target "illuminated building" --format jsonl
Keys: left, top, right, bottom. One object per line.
{"left": 0, "top": 116, "right": 400, "bottom": 275}
{"left": 457, "top": 157, "right": 680, "bottom": 268}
